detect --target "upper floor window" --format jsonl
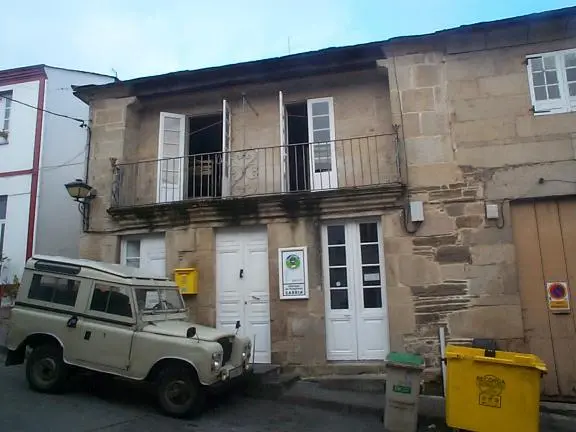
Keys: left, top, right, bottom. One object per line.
{"left": 527, "top": 49, "right": 576, "bottom": 115}
{"left": 0, "top": 91, "right": 12, "bottom": 144}
{"left": 28, "top": 274, "right": 80, "bottom": 307}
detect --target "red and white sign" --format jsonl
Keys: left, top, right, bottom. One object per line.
{"left": 546, "top": 281, "right": 571, "bottom": 313}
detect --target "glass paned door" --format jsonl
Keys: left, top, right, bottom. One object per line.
{"left": 307, "top": 98, "right": 337, "bottom": 190}
{"left": 323, "top": 221, "right": 389, "bottom": 361}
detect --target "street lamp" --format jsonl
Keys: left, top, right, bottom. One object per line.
{"left": 65, "top": 178, "right": 96, "bottom": 201}
{"left": 64, "top": 179, "right": 96, "bottom": 231}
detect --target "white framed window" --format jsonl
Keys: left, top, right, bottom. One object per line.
{"left": 527, "top": 48, "right": 576, "bottom": 115}
{"left": 123, "top": 240, "right": 141, "bottom": 268}
{"left": 120, "top": 235, "right": 166, "bottom": 278}
{"left": 0, "top": 91, "right": 12, "bottom": 145}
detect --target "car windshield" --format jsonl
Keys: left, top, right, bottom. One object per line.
{"left": 135, "top": 287, "right": 185, "bottom": 313}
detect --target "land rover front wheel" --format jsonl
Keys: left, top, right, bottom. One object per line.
{"left": 156, "top": 365, "right": 204, "bottom": 418}
{"left": 26, "top": 344, "right": 69, "bottom": 393}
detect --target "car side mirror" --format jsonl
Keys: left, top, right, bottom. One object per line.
{"left": 186, "top": 326, "right": 197, "bottom": 338}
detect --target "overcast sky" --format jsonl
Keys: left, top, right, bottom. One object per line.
{"left": 1, "top": 1, "right": 573, "bottom": 80}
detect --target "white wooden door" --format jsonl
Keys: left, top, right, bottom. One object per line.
{"left": 323, "top": 221, "right": 389, "bottom": 361}
{"left": 157, "top": 113, "right": 186, "bottom": 203}
{"left": 307, "top": 97, "right": 337, "bottom": 191}
{"left": 216, "top": 228, "right": 271, "bottom": 363}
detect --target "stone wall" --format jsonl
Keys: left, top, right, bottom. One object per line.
{"left": 380, "top": 18, "right": 576, "bottom": 365}
{"left": 267, "top": 219, "right": 325, "bottom": 365}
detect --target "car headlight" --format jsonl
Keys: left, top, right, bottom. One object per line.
{"left": 243, "top": 341, "right": 252, "bottom": 360}
{"left": 212, "top": 351, "right": 223, "bottom": 372}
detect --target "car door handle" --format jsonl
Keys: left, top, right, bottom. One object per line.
{"left": 84, "top": 331, "right": 91, "bottom": 340}
{"left": 66, "top": 315, "right": 78, "bottom": 328}
{"left": 251, "top": 295, "right": 261, "bottom": 301}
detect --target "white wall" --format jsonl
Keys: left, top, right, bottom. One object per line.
{"left": 0, "top": 81, "right": 40, "bottom": 173}
{"left": 34, "top": 68, "right": 114, "bottom": 258}
{"left": 0, "top": 175, "right": 31, "bottom": 284}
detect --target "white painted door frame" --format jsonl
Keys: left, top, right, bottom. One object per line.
{"left": 323, "top": 220, "right": 389, "bottom": 361}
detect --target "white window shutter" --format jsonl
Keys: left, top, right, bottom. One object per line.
{"left": 279, "top": 91, "right": 289, "bottom": 193}
{"left": 526, "top": 56, "right": 567, "bottom": 115}
{"left": 221, "top": 100, "right": 232, "bottom": 197}
{"left": 157, "top": 112, "right": 186, "bottom": 203}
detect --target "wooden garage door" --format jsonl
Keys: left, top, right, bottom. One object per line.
{"left": 511, "top": 199, "right": 576, "bottom": 398}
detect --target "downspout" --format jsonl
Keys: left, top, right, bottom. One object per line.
{"left": 391, "top": 55, "right": 408, "bottom": 187}
{"left": 81, "top": 110, "right": 92, "bottom": 232}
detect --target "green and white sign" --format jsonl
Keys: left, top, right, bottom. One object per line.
{"left": 278, "top": 247, "right": 309, "bottom": 300}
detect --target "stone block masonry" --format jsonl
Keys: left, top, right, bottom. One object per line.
{"left": 383, "top": 192, "right": 523, "bottom": 367}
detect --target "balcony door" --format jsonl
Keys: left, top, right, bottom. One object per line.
{"left": 307, "top": 98, "right": 337, "bottom": 191}
{"left": 157, "top": 104, "right": 231, "bottom": 203}
{"left": 157, "top": 112, "right": 186, "bottom": 203}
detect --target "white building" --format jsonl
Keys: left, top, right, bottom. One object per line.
{"left": 0, "top": 65, "right": 115, "bottom": 284}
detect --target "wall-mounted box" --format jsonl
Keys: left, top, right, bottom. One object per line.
{"left": 410, "top": 201, "right": 424, "bottom": 222}
{"left": 174, "top": 268, "right": 198, "bottom": 295}
{"left": 485, "top": 203, "right": 500, "bottom": 220}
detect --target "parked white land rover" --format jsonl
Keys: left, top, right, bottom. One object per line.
{"left": 4, "top": 255, "right": 252, "bottom": 417}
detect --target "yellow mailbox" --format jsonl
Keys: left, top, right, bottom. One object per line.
{"left": 173, "top": 268, "right": 198, "bottom": 295}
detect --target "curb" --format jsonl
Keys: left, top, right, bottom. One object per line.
{"left": 541, "top": 402, "right": 576, "bottom": 419}
{"left": 275, "top": 388, "right": 575, "bottom": 431}
{"left": 280, "top": 392, "right": 382, "bottom": 417}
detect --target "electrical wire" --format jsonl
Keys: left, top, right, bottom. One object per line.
{"left": 0, "top": 94, "right": 86, "bottom": 125}
{"left": 41, "top": 148, "right": 87, "bottom": 171}
{"left": 187, "top": 119, "right": 222, "bottom": 137}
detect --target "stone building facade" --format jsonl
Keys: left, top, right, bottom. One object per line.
{"left": 74, "top": 7, "right": 576, "bottom": 396}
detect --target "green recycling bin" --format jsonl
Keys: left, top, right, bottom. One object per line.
{"left": 384, "top": 352, "right": 425, "bottom": 432}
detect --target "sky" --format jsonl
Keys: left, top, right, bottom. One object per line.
{"left": 1, "top": 1, "right": 574, "bottom": 80}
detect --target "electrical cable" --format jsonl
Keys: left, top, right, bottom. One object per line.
{"left": 41, "top": 148, "right": 87, "bottom": 171}
{"left": 0, "top": 94, "right": 86, "bottom": 125}
{"left": 187, "top": 119, "right": 222, "bottom": 137}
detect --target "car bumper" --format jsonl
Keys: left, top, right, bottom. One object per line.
{"left": 219, "top": 361, "right": 252, "bottom": 381}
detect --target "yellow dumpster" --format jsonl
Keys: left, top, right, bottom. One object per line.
{"left": 445, "top": 344, "right": 547, "bottom": 432}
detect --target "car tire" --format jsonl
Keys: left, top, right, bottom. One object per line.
{"left": 25, "top": 344, "right": 69, "bottom": 394}
{"left": 156, "top": 365, "right": 204, "bottom": 418}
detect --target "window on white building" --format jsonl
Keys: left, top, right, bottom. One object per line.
{"left": 0, "top": 91, "right": 12, "bottom": 145}
{"left": 527, "top": 49, "right": 576, "bottom": 115}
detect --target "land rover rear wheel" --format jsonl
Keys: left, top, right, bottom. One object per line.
{"left": 156, "top": 365, "right": 204, "bottom": 418}
{"left": 26, "top": 344, "right": 69, "bottom": 393}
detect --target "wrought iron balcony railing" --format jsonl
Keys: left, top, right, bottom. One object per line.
{"left": 111, "top": 133, "right": 401, "bottom": 208}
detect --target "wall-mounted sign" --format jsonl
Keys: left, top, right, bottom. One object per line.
{"left": 546, "top": 281, "right": 571, "bottom": 313}
{"left": 278, "top": 247, "right": 309, "bottom": 300}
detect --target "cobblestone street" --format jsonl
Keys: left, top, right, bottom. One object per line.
{"left": 0, "top": 363, "right": 381, "bottom": 432}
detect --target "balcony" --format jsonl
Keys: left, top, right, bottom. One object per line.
{"left": 111, "top": 133, "right": 402, "bottom": 209}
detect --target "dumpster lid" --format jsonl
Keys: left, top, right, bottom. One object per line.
{"left": 445, "top": 344, "right": 547, "bottom": 372}
{"left": 385, "top": 352, "right": 425, "bottom": 369}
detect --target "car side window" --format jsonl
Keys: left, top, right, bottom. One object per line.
{"left": 89, "top": 284, "right": 133, "bottom": 318}
{"left": 28, "top": 274, "right": 80, "bottom": 306}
